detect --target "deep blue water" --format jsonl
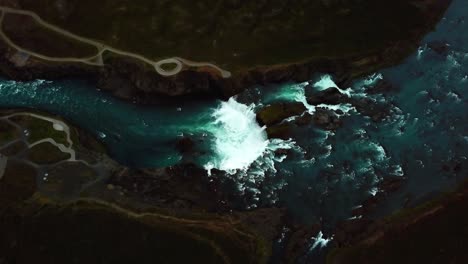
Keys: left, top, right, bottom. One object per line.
{"left": 0, "top": 0, "right": 467, "bottom": 251}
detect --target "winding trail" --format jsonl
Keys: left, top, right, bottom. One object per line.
{"left": 0, "top": 6, "right": 232, "bottom": 78}
{"left": 0, "top": 112, "right": 93, "bottom": 166}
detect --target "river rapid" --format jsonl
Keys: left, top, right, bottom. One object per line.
{"left": 0, "top": 0, "right": 467, "bottom": 251}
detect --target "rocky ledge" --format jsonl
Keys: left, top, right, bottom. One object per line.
{"left": 0, "top": 0, "right": 452, "bottom": 104}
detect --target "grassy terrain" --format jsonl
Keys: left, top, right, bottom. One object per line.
{"left": 2, "top": 13, "right": 98, "bottom": 58}
{"left": 0, "top": 140, "right": 26, "bottom": 156}
{"left": 0, "top": 119, "right": 18, "bottom": 145}
{"left": 10, "top": 115, "right": 69, "bottom": 146}
{"left": 13, "top": 0, "right": 435, "bottom": 72}
{"left": 27, "top": 141, "right": 70, "bottom": 164}
{"left": 0, "top": 192, "right": 270, "bottom": 264}
{"left": 327, "top": 181, "right": 468, "bottom": 264}
{"left": 0, "top": 159, "right": 37, "bottom": 204}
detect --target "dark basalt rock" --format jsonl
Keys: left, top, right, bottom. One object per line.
{"left": 311, "top": 108, "right": 343, "bottom": 130}
{"left": 266, "top": 124, "right": 294, "bottom": 140}
{"left": 175, "top": 137, "right": 195, "bottom": 154}
{"left": 347, "top": 97, "right": 393, "bottom": 122}
{"left": 295, "top": 109, "right": 343, "bottom": 131}
{"left": 306, "top": 87, "right": 347, "bottom": 105}
{"left": 365, "top": 79, "right": 399, "bottom": 94}
{"left": 256, "top": 103, "right": 306, "bottom": 126}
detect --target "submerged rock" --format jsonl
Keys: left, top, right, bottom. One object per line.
{"left": 365, "top": 79, "right": 399, "bottom": 95}
{"left": 306, "top": 87, "right": 347, "bottom": 105}
{"left": 266, "top": 124, "right": 294, "bottom": 140}
{"left": 256, "top": 103, "right": 306, "bottom": 126}
{"left": 311, "top": 108, "right": 343, "bottom": 130}
{"left": 175, "top": 137, "right": 195, "bottom": 154}
{"left": 347, "top": 97, "right": 392, "bottom": 122}
{"left": 428, "top": 40, "right": 450, "bottom": 56}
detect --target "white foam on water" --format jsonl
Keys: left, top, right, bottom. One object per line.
{"left": 417, "top": 45, "right": 427, "bottom": 60}
{"left": 267, "top": 82, "right": 309, "bottom": 103}
{"left": 309, "top": 231, "right": 333, "bottom": 251}
{"left": 316, "top": 103, "right": 356, "bottom": 116}
{"left": 369, "top": 187, "right": 379, "bottom": 196}
{"left": 205, "top": 98, "right": 298, "bottom": 206}
{"left": 313, "top": 74, "right": 339, "bottom": 91}
{"left": 206, "top": 98, "right": 269, "bottom": 173}
{"left": 313, "top": 74, "right": 352, "bottom": 96}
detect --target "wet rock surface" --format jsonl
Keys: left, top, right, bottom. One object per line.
{"left": 306, "top": 87, "right": 348, "bottom": 105}
{"left": 257, "top": 103, "right": 306, "bottom": 126}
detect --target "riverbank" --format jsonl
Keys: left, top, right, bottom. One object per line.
{"left": 0, "top": 0, "right": 452, "bottom": 104}
{"left": 0, "top": 109, "right": 292, "bottom": 263}
{"left": 327, "top": 178, "right": 468, "bottom": 264}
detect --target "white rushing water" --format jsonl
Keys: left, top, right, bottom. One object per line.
{"left": 205, "top": 97, "right": 270, "bottom": 173}
{"left": 205, "top": 97, "right": 297, "bottom": 207}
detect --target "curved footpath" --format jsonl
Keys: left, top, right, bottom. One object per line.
{"left": 0, "top": 6, "right": 232, "bottom": 78}
{"left": 0, "top": 112, "right": 93, "bottom": 167}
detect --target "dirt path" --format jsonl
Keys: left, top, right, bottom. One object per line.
{"left": 0, "top": 6, "right": 232, "bottom": 78}
{"left": 1, "top": 112, "right": 93, "bottom": 166}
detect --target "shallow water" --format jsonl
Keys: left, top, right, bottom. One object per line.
{"left": 0, "top": 0, "right": 467, "bottom": 243}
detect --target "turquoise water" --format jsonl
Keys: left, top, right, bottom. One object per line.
{"left": 0, "top": 0, "right": 467, "bottom": 244}
{"left": 0, "top": 78, "right": 218, "bottom": 167}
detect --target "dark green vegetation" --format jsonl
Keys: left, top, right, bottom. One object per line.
{"left": 13, "top": 0, "right": 444, "bottom": 72}
{"left": 0, "top": 198, "right": 270, "bottom": 263}
{"left": 27, "top": 142, "right": 70, "bottom": 164}
{"left": 0, "top": 119, "right": 18, "bottom": 144}
{"left": 327, "top": 182, "right": 468, "bottom": 264}
{"left": 0, "top": 179, "right": 270, "bottom": 264}
{"left": 0, "top": 140, "right": 26, "bottom": 156}
{"left": 10, "top": 115, "right": 69, "bottom": 145}
{"left": 2, "top": 13, "right": 98, "bottom": 58}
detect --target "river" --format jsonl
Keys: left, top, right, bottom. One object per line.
{"left": 0, "top": 0, "right": 466, "bottom": 249}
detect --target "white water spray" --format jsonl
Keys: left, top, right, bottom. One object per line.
{"left": 205, "top": 98, "right": 270, "bottom": 173}
{"left": 204, "top": 98, "right": 297, "bottom": 206}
